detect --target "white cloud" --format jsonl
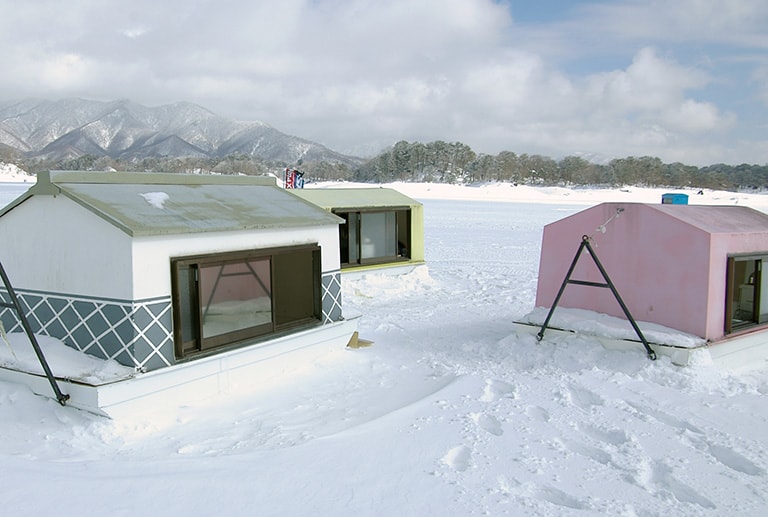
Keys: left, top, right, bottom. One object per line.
{"left": 665, "top": 99, "right": 732, "bottom": 132}
{"left": 585, "top": 48, "right": 709, "bottom": 113}
{"left": 40, "top": 53, "right": 93, "bottom": 90}
{"left": 121, "top": 27, "right": 147, "bottom": 39}
{"left": 460, "top": 52, "right": 546, "bottom": 110}
{"left": 443, "top": 46, "right": 733, "bottom": 160}
{"left": 0, "top": 0, "right": 765, "bottom": 165}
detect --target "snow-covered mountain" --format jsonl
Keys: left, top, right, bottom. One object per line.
{"left": 0, "top": 98, "right": 362, "bottom": 166}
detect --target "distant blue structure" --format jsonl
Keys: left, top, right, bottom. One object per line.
{"left": 662, "top": 193, "right": 689, "bottom": 205}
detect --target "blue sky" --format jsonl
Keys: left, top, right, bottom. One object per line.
{"left": 0, "top": 0, "right": 766, "bottom": 165}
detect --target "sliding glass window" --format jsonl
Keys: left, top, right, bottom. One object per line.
{"left": 725, "top": 254, "right": 768, "bottom": 333}
{"left": 336, "top": 208, "right": 411, "bottom": 267}
{"left": 171, "top": 245, "right": 321, "bottom": 359}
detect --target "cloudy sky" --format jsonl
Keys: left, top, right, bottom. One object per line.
{"left": 1, "top": 0, "right": 767, "bottom": 165}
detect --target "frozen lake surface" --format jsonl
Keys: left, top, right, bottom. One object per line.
{"left": 0, "top": 180, "right": 766, "bottom": 516}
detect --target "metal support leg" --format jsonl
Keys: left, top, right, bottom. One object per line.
{"left": 537, "top": 235, "right": 657, "bottom": 361}
{"left": 0, "top": 262, "right": 69, "bottom": 405}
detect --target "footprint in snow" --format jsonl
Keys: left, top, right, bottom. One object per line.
{"left": 578, "top": 422, "right": 630, "bottom": 447}
{"left": 555, "top": 383, "right": 604, "bottom": 410}
{"left": 566, "top": 384, "right": 604, "bottom": 410}
{"left": 524, "top": 405, "right": 550, "bottom": 423}
{"left": 707, "top": 443, "right": 765, "bottom": 476}
{"left": 479, "top": 378, "right": 518, "bottom": 402}
{"left": 625, "top": 401, "right": 703, "bottom": 434}
{"left": 471, "top": 412, "right": 503, "bottom": 436}
{"left": 564, "top": 439, "right": 614, "bottom": 467}
{"left": 442, "top": 445, "right": 472, "bottom": 472}
{"left": 682, "top": 430, "right": 765, "bottom": 477}
{"left": 648, "top": 461, "right": 716, "bottom": 509}
{"left": 535, "top": 485, "right": 588, "bottom": 511}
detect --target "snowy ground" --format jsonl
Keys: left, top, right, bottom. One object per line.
{"left": 1, "top": 174, "right": 767, "bottom": 516}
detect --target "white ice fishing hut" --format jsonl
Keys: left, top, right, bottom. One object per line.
{"left": 0, "top": 171, "right": 356, "bottom": 390}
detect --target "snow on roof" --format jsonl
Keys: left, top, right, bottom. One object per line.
{"left": 291, "top": 187, "right": 421, "bottom": 209}
{"left": 0, "top": 170, "right": 342, "bottom": 236}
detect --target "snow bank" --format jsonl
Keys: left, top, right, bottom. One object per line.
{"left": 521, "top": 306, "right": 707, "bottom": 348}
{"left": 0, "top": 162, "right": 34, "bottom": 183}
{"left": 309, "top": 180, "right": 768, "bottom": 211}
{"left": 0, "top": 332, "right": 134, "bottom": 384}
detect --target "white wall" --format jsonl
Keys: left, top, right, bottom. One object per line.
{"left": 132, "top": 225, "right": 341, "bottom": 299}
{"left": 0, "top": 194, "right": 341, "bottom": 301}
{"left": 0, "top": 196, "right": 134, "bottom": 298}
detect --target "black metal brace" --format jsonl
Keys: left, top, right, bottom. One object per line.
{"left": 0, "top": 261, "right": 70, "bottom": 405}
{"left": 537, "top": 235, "right": 657, "bottom": 361}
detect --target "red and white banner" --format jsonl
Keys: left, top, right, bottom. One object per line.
{"left": 284, "top": 168, "right": 305, "bottom": 189}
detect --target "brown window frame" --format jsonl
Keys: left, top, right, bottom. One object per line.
{"left": 725, "top": 253, "right": 768, "bottom": 334}
{"left": 171, "top": 244, "right": 322, "bottom": 359}
{"left": 334, "top": 207, "right": 412, "bottom": 268}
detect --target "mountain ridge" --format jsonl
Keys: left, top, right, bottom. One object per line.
{"left": 0, "top": 98, "right": 362, "bottom": 166}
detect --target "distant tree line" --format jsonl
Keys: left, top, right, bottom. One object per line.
{"left": 353, "top": 140, "right": 768, "bottom": 191}
{"left": 10, "top": 139, "right": 768, "bottom": 191}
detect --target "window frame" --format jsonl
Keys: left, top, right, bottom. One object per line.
{"left": 334, "top": 206, "right": 412, "bottom": 268}
{"left": 725, "top": 253, "right": 767, "bottom": 334}
{"left": 170, "top": 244, "right": 322, "bottom": 359}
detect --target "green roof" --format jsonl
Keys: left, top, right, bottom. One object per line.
{"left": 0, "top": 171, "right": 342, "bottom": 236}
{"left": 291, "top": 187, "right": 421, "bottom": 210}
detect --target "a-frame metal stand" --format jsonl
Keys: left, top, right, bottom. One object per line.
{"left": 0, "top": 261, "right": 69, "bottom": 405}
{"left": 537, "top": 235, "right": 657, "bottom": 360}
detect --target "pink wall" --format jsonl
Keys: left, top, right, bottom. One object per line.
{"left": 706, "top": 231, "right": 768, "bottom": 338}
{"left": 536, "top": 203, "right": 712, "bottom": 338}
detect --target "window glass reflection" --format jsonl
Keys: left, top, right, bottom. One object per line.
{"left": 200, "top": 259, "right": 272, "bottom": 338}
